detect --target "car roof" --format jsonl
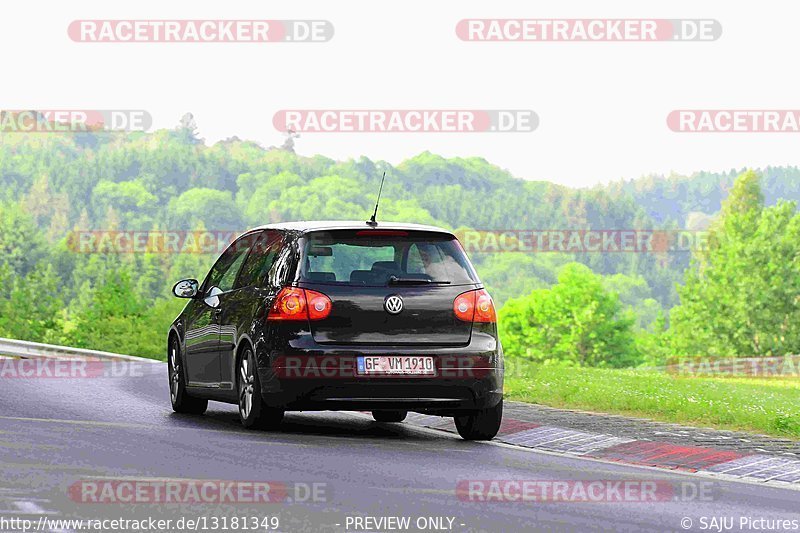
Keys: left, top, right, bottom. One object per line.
{"left": 246, "top": 220, "right": 455, "bottom": 236}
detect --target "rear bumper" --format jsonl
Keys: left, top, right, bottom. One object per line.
{"left": 256, "top": 332, "right": 503, "bottom": 415}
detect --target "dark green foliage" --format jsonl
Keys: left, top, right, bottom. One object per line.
{"left": 498, "top": 263, "right": 638, "bottom": 367}
{"left": 670, "top": 170, "right": 800, "bottom": 357}
{"left": 1, "top": 130, "right": 799, "bottom": 361}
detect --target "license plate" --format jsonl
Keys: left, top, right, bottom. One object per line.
{"left": 357, "top": 356, "right": 436, "bottom": 376}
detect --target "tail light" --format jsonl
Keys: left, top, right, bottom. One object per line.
{"left": 306, "top": 289, "right": 333, "bottom": 320}
{"left": 474, "top": 289, "right": 496, "bottom": 323}
{"left": 453, "top": 289, "right": 496, "bottom": 323}
{"left": 269, "top": 287, "right": 332, "bottom": 321}
{"left": 453, "top": 291, "right": 476, "bottom": 322}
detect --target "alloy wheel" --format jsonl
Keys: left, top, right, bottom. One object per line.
{"left": 239, "top": 350, "right": 256, "bottom": 420}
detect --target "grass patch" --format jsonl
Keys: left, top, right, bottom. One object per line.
{"left": 504, "top": 362, "right": 800, "bottom": 438}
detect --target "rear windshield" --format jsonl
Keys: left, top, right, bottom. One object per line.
{"left": 298, "top": 230, "right": 479, "bottom": 286}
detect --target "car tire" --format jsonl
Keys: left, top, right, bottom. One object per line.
{"left": 372, "top": 410, "right": 408, "bottom": 423}
{"left": 238, "top": 347, "right": 284, "bottom": 430}
{"left": 168, "top": 338, "right": 208, "bottom": 415}
{"left": 454, "top": 399, "right": 503, "bottom": 441}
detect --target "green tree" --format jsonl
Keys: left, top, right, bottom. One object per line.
{"left": 0, "top": 202, "right": 49, "bottom": 277}
{"left": 670, "top": 170, "right": 800, "bottom": 357}
{"left": 0, "top": 264, "right": 64, "bottom": 343}
{"left": 169, "top": 188, "right": 243, "bottom": 230}
{"left": 602, "top": 272, "right": 661, "bottom": 330}
{"left": 66, "top": 268, "right": 147, "bottom": 353}
{"left": 474, "top": 252, "right": 563, "bottom": 307}
{"left": 91, "top": 179, "right": 159, "bottom": 227}
{"left": 498, "top": 263, "right": 638, "bottom": 367}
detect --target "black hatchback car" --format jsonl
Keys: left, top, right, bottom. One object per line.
{"left": 168, "top": 221, "right": 504, "bottom": 440}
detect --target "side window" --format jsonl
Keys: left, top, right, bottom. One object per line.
{"left": 234, "top": 231, "right": 283, "bottom": 289}
{"left": 267, "top": 239, "right": 296, "bottom": 288}
{"left": 203, "top": 235, "right": 255, "bottom": 293}
{"left": 218, "top": 250, "right": 250, "bottom": 292}
{"left": 406, "top": 244, "right": 426, "bottom": 274}
{"left": 406, "top": 242, "right": 446, "bottom": 278}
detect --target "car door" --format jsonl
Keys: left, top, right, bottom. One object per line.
{"left": 216, "top": 230, "right": 284, "bottom": 390}
{"left": 184, "top": 237, "right": 252, "bottom": 389}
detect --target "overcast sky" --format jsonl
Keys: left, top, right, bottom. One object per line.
{"left": 3, "top": 1, "right": 798, "bottom": 187}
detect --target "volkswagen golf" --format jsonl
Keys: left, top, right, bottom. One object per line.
{"left": 167, "top": 221, "right": 504, "bottom": 440}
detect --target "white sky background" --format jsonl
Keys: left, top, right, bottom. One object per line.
{"left": 2, "top": 1, "right": 799, "bottom": 188}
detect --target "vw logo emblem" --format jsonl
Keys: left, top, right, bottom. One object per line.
{"left": 384, "top": 295, "right": 404, "bottom": 315}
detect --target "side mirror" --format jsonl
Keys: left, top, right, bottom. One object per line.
{"left": 172, "top": 279, "right": 199, "bottom": 298}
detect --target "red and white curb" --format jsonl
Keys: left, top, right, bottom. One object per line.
{"left": 401, "top": 413, "right": 800, "bottom": 488}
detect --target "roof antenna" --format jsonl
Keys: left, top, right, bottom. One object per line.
{"left": 366, "top": 171, "right": 386, "bottom": 227}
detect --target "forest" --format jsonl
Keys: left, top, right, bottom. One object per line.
{"left": 2, "top": 120, "right": 800, "bottom": 367}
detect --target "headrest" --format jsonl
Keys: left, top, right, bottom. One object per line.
{"left": 371, "top": 261, "right": 399, "bottom": 272}
{"left": 307, "top": 271, "right": 336, "bottom": 282}
{"left": 349, "top": 270, "right": 375, "bottom": 284}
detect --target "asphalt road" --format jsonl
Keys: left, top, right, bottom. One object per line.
{"left": 0, "top": 361, "right": 798, "bottom": 533}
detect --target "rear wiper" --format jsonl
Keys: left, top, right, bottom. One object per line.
{"left": 388, "top": 275, "right": 451, "bottom": 285}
